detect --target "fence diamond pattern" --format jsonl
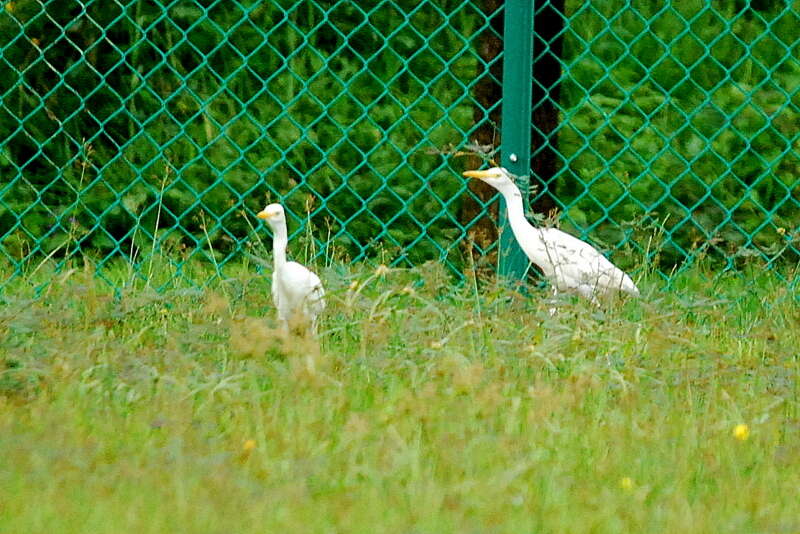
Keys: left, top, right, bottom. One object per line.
{"left": 1, "top": 0, "right": 798, "bottom": 290}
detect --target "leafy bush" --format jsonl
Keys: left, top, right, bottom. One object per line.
{"left": 556, "top": 0, "right": 800, "bottom": 267}
{"left": 0, "top": 0, "right": 487, "bottom": 273}
{"left": 1, "top": 0, "right": 798, "bottom": 281}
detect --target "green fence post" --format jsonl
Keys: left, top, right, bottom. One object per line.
{"left": 498, "top": 0, "right": 534, "bottom": 280}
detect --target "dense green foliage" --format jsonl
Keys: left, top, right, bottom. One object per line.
{"left": 556, "top": 0, "right": 800, "bottom": 266}
{"left": 0, "top": 0, "right": 484, "bottom": 271}
{"left": 0, "top": 0, "right": 798, "bottom": 281}
{"left": 0, "top": 263, "right": 799, "bottom": 532}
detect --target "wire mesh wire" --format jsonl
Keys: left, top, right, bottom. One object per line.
{"left": 1, "top": 0, "right": 798, "bottom": 290}
{"left": 532, "top": 0, "right": 800, "bottom": 282}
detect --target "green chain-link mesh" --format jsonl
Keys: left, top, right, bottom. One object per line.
{"left": 539, "top": 0, "right": 800, "bottom": 277}
{"left": 1, "top": 0, "right": 798, "bottom": 290}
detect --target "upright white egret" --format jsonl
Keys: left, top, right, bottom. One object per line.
{"left": 256, "top": 203, "right": 325, "bottom": 334}
{"left": 462, "top": 167, "right": 639, "bottom": 304}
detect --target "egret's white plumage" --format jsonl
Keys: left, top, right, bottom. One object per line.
{"left": 257, "top": 203, "right": 325, "bottom": 334}
{"left": 463, "top": 167, "right": 639, "bottom": 303}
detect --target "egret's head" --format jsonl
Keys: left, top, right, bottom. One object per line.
{"left": 256, "top": 203, "right": 285, "bottom": 228}
{"left": 462, "top": 167, "right": 515, "bottom": 192}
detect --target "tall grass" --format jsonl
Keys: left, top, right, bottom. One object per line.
{"left": 0, "top": 262, "right": 798, "bottom": 533}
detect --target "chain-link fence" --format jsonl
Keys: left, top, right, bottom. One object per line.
{"left": 1, "top": 0, "right": 798, "bottom": 290}
{"left": 543, "top": 0, "right": 800, "bottom": 282}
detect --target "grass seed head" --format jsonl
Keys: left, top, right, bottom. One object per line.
{"left": 203, "top": 291, "right": 230, "bottom": 316}
{"left": 453, "top": 362, "right": 485, "bottom": 393}
{"left": 343, "top": 413, "right": 370, "bottom": 441}
{"left": 230, "top": 317, "right": 283, "bottom": 358}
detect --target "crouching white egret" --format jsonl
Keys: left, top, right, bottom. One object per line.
{"left": 257, "top": 203, "right": 325, "bottom": 334}
{"left": 462, "top": 167, "right": 639, "bottom": 304}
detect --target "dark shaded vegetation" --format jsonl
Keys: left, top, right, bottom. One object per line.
{"left": 554, "top": 0, "right": 800, "bottom": 268}
{"left": 0, "top": 0, "right": 798, "bottom": 284}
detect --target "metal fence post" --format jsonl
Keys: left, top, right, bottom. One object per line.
{"left": 498, "top": 0, "right": 534, "bottom": 280}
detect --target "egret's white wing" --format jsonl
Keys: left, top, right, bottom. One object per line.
{"left": 539, "top": 228, "right": 639, "bottom": 296}
{"left": 281, "top": 261, "right": 325, "bottom": 315}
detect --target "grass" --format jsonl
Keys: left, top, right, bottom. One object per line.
{"left": 0, "top": 260, "right": 799, "bottom": 533}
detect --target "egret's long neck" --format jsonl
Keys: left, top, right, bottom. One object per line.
{"left": 271, "top": 221, "right": 288, "bottom": 271}
{"left": 498, "top": 183, "right": 540, "bottom": 242}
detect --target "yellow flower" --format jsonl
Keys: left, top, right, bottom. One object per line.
{"left": 733, "top": 423, "right": 750, "bottom": 441}
{"left": 237, "top": 439, "right": 258, "bottom": 462}
{"left": 5, "top": 2, "right": 14, "bottom": 13}
{"left": 374, "top": 264, "right": 389, "bottom": 276}
{"left": 619, "top": 477, "right": 633, "bottom": 490}
{"left": 777, "top": 227, "right": 786, "bottom": 236}
{"left": 31, "top": 37, "right": 41, "bottom": 47}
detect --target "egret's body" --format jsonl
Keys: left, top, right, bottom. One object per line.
{"left": 257, "top": 204, "right": 325, "bottom": 333}
{"left": 463, "top": 168, "right": 639, "bottom": 303}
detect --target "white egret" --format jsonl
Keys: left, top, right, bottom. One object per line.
{"left": 256, "top": 203, "right": 325, "bottom": 334}
{"left": 462, "top": 167, "right": 639, "bottom": 304}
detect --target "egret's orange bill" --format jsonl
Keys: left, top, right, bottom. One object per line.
{"left": 462, "top": 170, "right": 493, "bottom": 179}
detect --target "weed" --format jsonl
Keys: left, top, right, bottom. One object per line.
{"left": 0, "top": 261, "right": 798, "bottom": 532}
